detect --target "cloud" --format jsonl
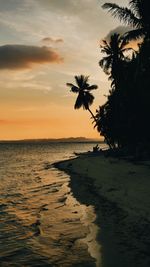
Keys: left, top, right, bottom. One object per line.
{"left": 0, "top": 45, "right": 63, "bottom": 70}
{"left": 41, "top": 37, "right": 64, "bottom": 44}
{"left": 36, "top": 0, "right": 81, "bottom": 14}
{"left": 21, "top": 82, "right": 52, "bottom": 91}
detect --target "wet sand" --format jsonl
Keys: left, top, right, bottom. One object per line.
{"left": 54, "top": 154, "right": 150, "bottom": 267}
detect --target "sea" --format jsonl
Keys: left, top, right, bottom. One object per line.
{"left": 0, "top": 141, "right": 105, "bottom": 267}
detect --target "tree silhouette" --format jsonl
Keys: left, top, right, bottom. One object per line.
{"left": 102, "top": 0, "right": 150, "bottom": 82}
{"left": 66, "top": 75, "right": 98, "bottom": 121}
{"left": 96, "top": 32, "right": 134, "bottom": 149}
{"left": 99, "top": 33, "right": 132, "bottom": 87}
{"left": 98, "top": 0, "right": 150, "bottom": 156}
{"left": 102, "top": 0, "right": 150, "bottom": 41}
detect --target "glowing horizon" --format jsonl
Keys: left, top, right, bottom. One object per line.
{"left": 0, "top": 0, "right": 131, "bottom": 140}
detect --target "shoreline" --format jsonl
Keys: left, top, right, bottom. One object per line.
{"left": 54, "top": 154, "right": 150, "bottom": 267}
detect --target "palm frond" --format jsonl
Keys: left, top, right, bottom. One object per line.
{"left": 100, "top": 40, "right": 109, "bottom": 48}
{"left": 99, "top": 56, "right": 112, "bottom": 74}
{"left": 102, "top": 39, "right": 108, "bottom": 46}
{"left": 75, "top": 75, "right": 82, "bottom": 87}
{"left": 123, "top": 28, "right": 144, "bottom": 41}
{"left": 119, "top": 37, "right": 130, "bottom": 50}
{"left": 111, "top": 79, "right": 115, "bottom": 88}
{"left": 129, "top": 0, "right": 141, "bottom": 17}
{"left": 86, "top": 84, "right": 98, "bottom": 91}
{"left": 74, "top": 93, "right": 83, "bottom": 109}
{"left": 99, "top": 58, "right": 105, "bottom": 68}
{"left": 102, "top": 3, "right": 141, "bottom": 28}
{"left": 67, "top": 75, "right": 97, "bottom": 111}
{"left": 100, "top": 46, "right": 112, "bottom": 54}
{"left": 83, "top": 75, "right": 89, "bottom": 84}
{"left": 109, "top": 33, "right": 121, "bottom": 51}
{"left": 75, "top": 75, "right": 89, "bottom": 88}
{"left": 66, "top": 83, "right": 79, "bottom": 93}
{"left": 70, "top": 86, "right": 79, "bottom": 93}
{"left": 129, "top": 0, "right": 149, "bottom": 22}
{"left": 66, "top": 83, "right": 75, "bottom": 88}
{"left": 83, "top": 92, "right": 94, "bottom": 109}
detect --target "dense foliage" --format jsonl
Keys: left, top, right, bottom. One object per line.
{"left": 67, "top": 0, "right": 150, "bottom": 157}
{"left": 94, "top": 0, "right": 150, "bottom": 156}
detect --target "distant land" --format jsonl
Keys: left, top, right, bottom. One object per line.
{"left": 0, "top": 137, "right": 103, "bottom": 143}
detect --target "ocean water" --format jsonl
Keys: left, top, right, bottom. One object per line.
{"left": 0, "top": 142, "right": 103, "bottom": 267}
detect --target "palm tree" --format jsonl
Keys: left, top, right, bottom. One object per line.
{"left": 98, "top": 33, "right": 134, "bottom": 149}
{"left": 102, "top": 0, "right": 150, "bottom": 41}
{"left": 99, "top": 33, "right": 132, "bottom": 87}
{"left": 100, "top": 1, "right": 150, "bottom": 154}
{"left": 66, "top": 75, "right": 98, "bottom": 121}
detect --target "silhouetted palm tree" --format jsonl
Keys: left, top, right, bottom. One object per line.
{"left": 97, "top": 1, "right": 150, "bottom": 155}
{"left": 66, "top": 75, "right": 98, "bottom": 121}
{"left": 102, "top": 0, "right": 150, "bottom": 41}
{"left": 97, "top": 33, "right": 135, "bottom": 149}
{"left": 99, "top": 33, "right": 131, "bottom": 87}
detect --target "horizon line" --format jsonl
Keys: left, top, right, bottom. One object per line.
{"left": 0, "top": 137, "right": 103, "bottom": 142}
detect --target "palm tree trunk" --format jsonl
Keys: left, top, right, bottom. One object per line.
{"left": 87, "top": 108, "right": 96, "bottom": 122}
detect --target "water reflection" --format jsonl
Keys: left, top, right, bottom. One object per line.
{"left": 0, "top": 143, "right": 101, "bottom": 266}
{"left": 79, "top": 205, "right": 101, "bottom": 267}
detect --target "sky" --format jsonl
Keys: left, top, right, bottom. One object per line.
{"left": 0, "top": 0, "right": 129, "bottom": 140}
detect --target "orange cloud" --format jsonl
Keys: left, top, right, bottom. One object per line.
{"left": 0, "top": 45, "right": 63, "bottom": 70}
{"left": 42, "top": 37, "right": 64, "bottom": 44}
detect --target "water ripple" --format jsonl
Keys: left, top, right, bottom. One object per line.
{"left": 0, "top": 142, "right": 101, "bottom": 266}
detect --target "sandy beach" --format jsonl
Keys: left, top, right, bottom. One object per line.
{"left": 54, "top": 154, "right": 150, "bottom": 267}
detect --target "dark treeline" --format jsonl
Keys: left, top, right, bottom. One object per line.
{"left": 67, "top": 0, "right": 150, "bottom": 157}
{"left": 95, "top": 0, "right": 150, "bottom": 156}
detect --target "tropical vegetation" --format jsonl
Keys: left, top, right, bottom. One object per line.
{"left": 66, "top": 75, "right": 98, "bottom": 121}
{"left": 67, "top": 0, "right": 150, "bottom": 157}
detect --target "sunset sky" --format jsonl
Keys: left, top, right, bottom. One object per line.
{"left": 0, "top": 0, "right": 129, "bottom": 140}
